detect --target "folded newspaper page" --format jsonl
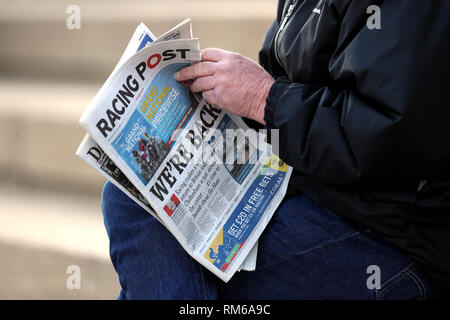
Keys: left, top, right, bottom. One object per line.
{"left": 78, "top": 21, "right": 292, "bottom": 282}
{"left": 76, "top": 20, "right": 257, "bottom": 271}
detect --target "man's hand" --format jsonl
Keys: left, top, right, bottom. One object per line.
{"left": 174, "top": 48, "right": 274, "bottom": 125}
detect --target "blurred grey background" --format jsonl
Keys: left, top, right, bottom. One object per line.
{"left": 0, "top": 0, "right": 276, "bottom": 299}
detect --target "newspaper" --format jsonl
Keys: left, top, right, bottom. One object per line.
{"left": 76, "top": 20, "right": 258, "bottom": 271}
{"left": 78, "top": 20, "right": 292, "bottom": 282}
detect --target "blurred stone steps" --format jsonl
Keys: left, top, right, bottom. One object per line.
{"left": 0, "top": 184, "right": 120, "bottom": 299}
{"left": 0, "top": 0, "right": 276, "bottom": 83}
{"left": 0, "top": 0, "right": 276, "bottom": 195}
{"left": 0, "top": 184, "right": 108, "bottom": 259}
{"left": 0, "top": 78, "right": 105, "bottom": 195}
{"left": 0, "top": 240, "right": 120, "bottom": 299}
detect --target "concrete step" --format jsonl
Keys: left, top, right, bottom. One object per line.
{"left": 0, "top": 184, "right": 120, "bottom": 299}
{"left": 0, "top": 184, "right": 108, "bottom": 260}
{"left": 0, "top": 0, "right": 276, "bottom": 83}
{"left": 0, "top": 240, "right": 120, "bottom": 299}
{"left": 0, "top": 78, "right": 105, "bottom": 195}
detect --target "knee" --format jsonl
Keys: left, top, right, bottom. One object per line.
{"left": 101, "top": 182, "right": 130, "bottom": 223}
{"left": 102, "top": 182, "right": 121, "bottom": 210}
{"left": 102, "top": 180, "right": 125, "bottom": 198}
{"left": 101, "top": 181, "right": 158, "bottom": 230}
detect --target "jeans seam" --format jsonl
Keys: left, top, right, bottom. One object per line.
{"left": 376, "top": 272, "right": 409, "bottom": 300}
{"left": 256, "top": 230, "right": 361, "bottom": 272}
{"left": 197, "top": 264, "right": 211, "bottom": 300}
{"left": 375, "top": 262, "right": 416, "bottom": 300}
{"left": 404, "top": 266, "right": 426, "bottom": 300}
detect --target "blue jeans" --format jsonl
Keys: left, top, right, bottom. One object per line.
{"left": 101, "top": 181, "right": 439, "bottom": 299}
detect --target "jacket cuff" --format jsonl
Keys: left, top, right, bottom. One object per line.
{"left": 264, "top": 77, "right": 291, "bottom": 128}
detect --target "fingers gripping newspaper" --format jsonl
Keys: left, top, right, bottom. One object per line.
{"left": 78, "top": 20, "right": 292, "bottom": 282}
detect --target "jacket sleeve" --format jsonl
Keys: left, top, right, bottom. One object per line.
{"left": 264, "top": 0, "right": 450, "bottom": 187}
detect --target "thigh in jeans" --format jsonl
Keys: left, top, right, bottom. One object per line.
{"left": 101, "top": 182, "right": 218, "bottom": 299}
{"left": 218, "top": 195, "right": 440, "bottom": 299}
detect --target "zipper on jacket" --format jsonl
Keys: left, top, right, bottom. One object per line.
{"left": 274, "top": 0, "right": 300, "bottom": 67}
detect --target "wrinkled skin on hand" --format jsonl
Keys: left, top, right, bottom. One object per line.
{"left": 174, "top": 48, "right": 274, "bottom": 125}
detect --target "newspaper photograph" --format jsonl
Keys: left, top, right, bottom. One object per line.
{"left": 79, "top": 22, "right": 292, "bottom": 282}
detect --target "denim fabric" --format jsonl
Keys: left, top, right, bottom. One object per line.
{"left": 101, "top": 181, "right": 440, "bottom": 300}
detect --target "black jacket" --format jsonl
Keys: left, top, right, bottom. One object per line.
{"left": 257, "top": 0, "right": 450, "bottom": 290}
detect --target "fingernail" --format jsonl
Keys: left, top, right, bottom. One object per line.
{"left": 174, "top": 71, "right": 180, "bottom": 80}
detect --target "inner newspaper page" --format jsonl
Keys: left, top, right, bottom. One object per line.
{"left": 80, "top": 35, "right": 292, "bottom": 282}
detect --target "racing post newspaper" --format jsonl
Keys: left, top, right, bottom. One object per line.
{"left": 76, "top": 20, "right": 257, "bottom": 271}
{"left": 76, "top": 20, "right": 258, "bottom": 271}
{"left": 77, "top": 20, "right": 292, "bottom": 282}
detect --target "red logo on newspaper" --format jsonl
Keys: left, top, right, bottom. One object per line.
{"left": 163, "top": 194, "right": 180, "bottom": 217}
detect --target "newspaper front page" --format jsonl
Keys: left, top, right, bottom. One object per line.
{"left": 77, "top": 20, "right": 259, "bottom": 271}
{"left": 79, "top": 21, "right": 292, "bottom": 282}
